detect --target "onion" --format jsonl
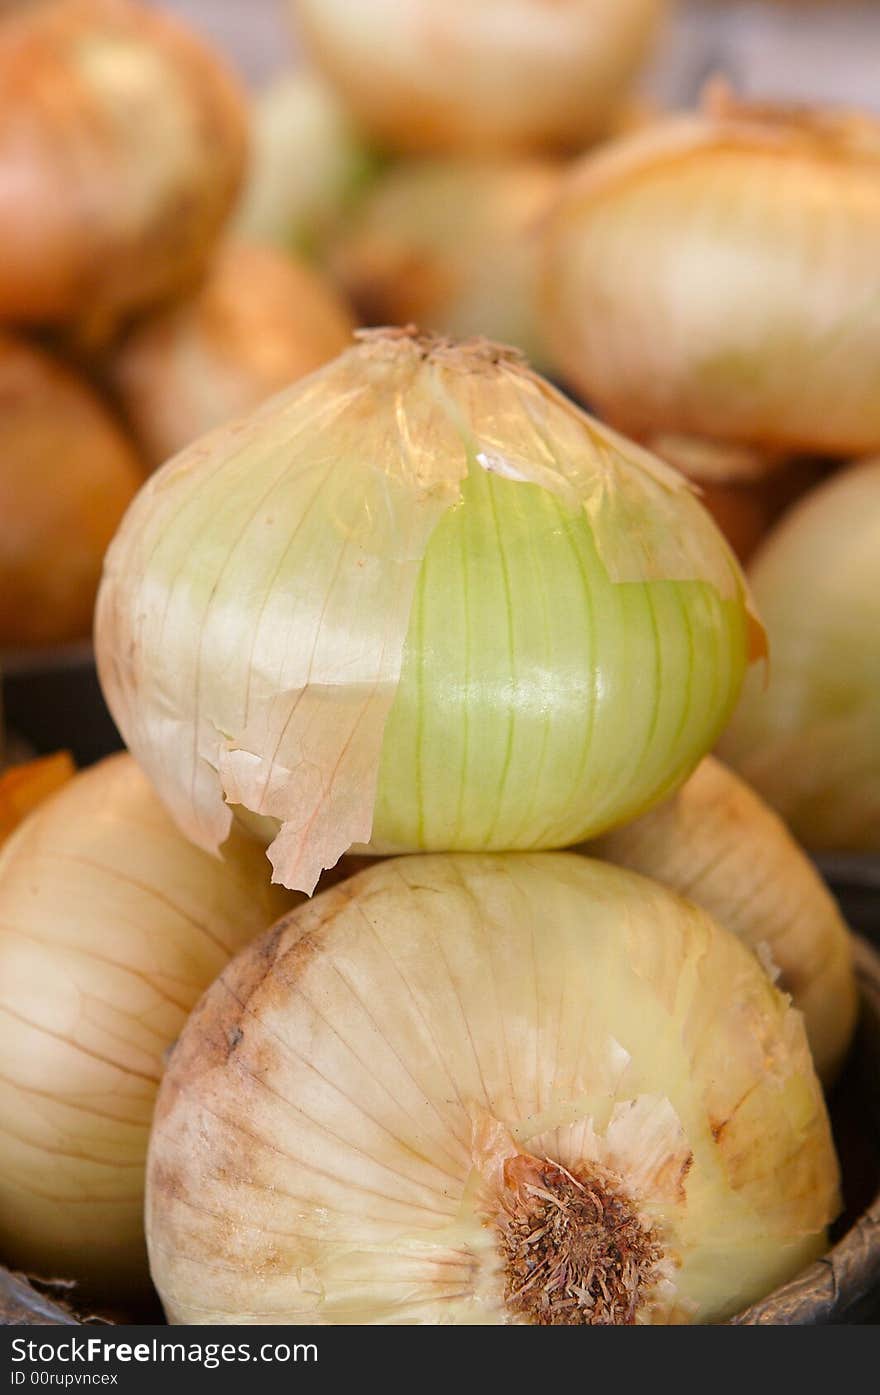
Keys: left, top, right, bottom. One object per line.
{"left": 233, "top": 71, "right": 379, "bottom": 257}
{"left": 719, "top": 460, "right": 880, "bottom": 852}
{"left": 0, "top": 752, "right": 293, "bottom": 1297}
{"left": 0, "top": 0, "right": 248, "bottom": 339}
{"left": 543, "top": 86, "right": 880, "bottom": 455}
{"left": 0, "top": 751, "right": 74, "bottom": 848}
{"left": 146, "top": 851, "right": 839, "bottom": 1325}
{"left": 291, "top": 0, "right": 666, "bottom": 156}
{"left": 95, "top": 328, "right": 762, "bottom": 895}
{"left": 0, "top": 332, "right": 142, "bottom": 648}
{"left": 111, "top": 242, "right": 356, "bottom": 469}
{"left": 330, "top": 157, "right": 561, "bottom": 368}
{"left": 587, "top": 756, "right": 857, "bottom": 1082}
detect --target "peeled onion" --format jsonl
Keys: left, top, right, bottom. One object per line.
{"left": 0, "top": 332, "right": 142, "bottom": 648}
{"left": 0, "top": 0, "right": 248, "bottom": 338}
{"left": 147, "top": 851, "right": 839, "bottom": 1325}
{"left": 0, "top": 753, "right": 293, "bottom": 1297}
{"left": 96, "top": 328, "right": 761, "bottom": 895}
{"left": 330, "top": 157, "right": 560, "bottom": 368}
{"left": 291, "top": 0, "right": 666, "bottom": 156}
{"left": 719, "top": 460, "right": 880, "bottom": 852}
{"left": 111, "top": 242, "right": 355, "bottom": 468}
{"left": 587, "top": 756, "right": 857, "bottom": 1082}
{"left": 233, "top": 71, "right": 378, "bottom": 257}
{"left": 543, "top": 88, "right": 880, "bottom": 455}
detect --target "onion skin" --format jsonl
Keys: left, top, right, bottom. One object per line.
{"left": 543, "top": 96, "right": 880, "bottom": 455}
{"left": 0, "top": 752, "right": 74, "bottom": 848}
{"left": 0, "top": 332, "right": 142, "bottom": 648}
{"left": 95, "top": 330, "right": 760, "bottom": 894}
{"left": 112, "top": 242, "right": 356, "bottom": 468}
{"left": 587, "top": 756, "right": 858, "bottom": 1083}
{"left": 146, "top": 852, "right": 839, "bottom": 1325}
{"left": 292, "top": 0, "right": 665, "bottom": 156}
{"left": 0, "top": 753, "right": 294, "bottom": 1297}
{"left": 330, "top": 158, "right": 560, "bottom": 369}
{"left": 0, "top": 0, "right": 248, "bottom": 338}
{"left": 719, "top": 460, "right": 880, "bottom": 853}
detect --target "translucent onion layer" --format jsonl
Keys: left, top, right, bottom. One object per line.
{"left": 0, "top": 754, "right": 293, "bottom": 1296}
{"left": 96, "top": 330, "right": 760, "bottom": 894}
{"left": 233, "top": 72, "right": 380, "bottom": 257}
{"left": 330, "top": 157, "right": 561, "bottom": 369}
{"left": 543, "top": 90, "right": 880, "bottom": 455}
{"left": 719, "top": 460, "right": 880, "bottom": 852}
{"left": 0, "top": 0, "right": 248, "bottom": 338}
{"left": 112, "top": 242, "right": 355, "bottom": 468}
{"left": 587, "top": 756, "right": 858, "bottom": 1082}
{"left": 146, "top": 852, "right": 839, "bottom": 1325}
{"left": 0, "top": 332, "right": 142, "bottom": 648}
{"left": 291, "top": 0, "right": 666, "bottom": 155}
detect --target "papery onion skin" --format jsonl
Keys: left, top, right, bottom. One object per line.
{"left": 0, "top": 753, "right": 294, "bottom": 1296}
{"left": 330, "top": 158, "right": 560, "bottom": 369}
{"left": 0, "top": 332, "right": 142, "bottom": 648}
{"left": 95, "top": 330, "right": 759, "bottom": 895}
{"left": 719, "top": 460, "right": 880, "bottom": 853}
{"left": 111, "top": 242, "right": 355, "bottom": 468}
{"left": 543, "top": 94, "right": 880, "bottom": 455}
{"left": 146, "top": 851, "right": 839, "bottom": 1326}
{"left": 291, "top": 0, "right": 666, "bottom": 156}
{"left": 586, "top": 756, "right": 858, "bottom": 1083}
{"left": 0, "top": 0, "right": 248, "bottom": 339}
{"left": 233, "top": 72, "right": 380, "bottom": 258}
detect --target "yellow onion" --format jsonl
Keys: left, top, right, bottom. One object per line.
{"left": 543, "top": 86, "right": 880, "bottom": 455}
{"left": 0, "top": 752, "right": 293, "bottom": 1297}
{"left": 587, "top": 756, "right": 857, "bottom": 1083}
{"left": 111, "top": 242, "right": 355, "bottom": 469}
{"left": 291, "top": 0, "right": 666, "bottom": 156}
{"left": 0, "top": 751, "right": 74, "bottom": 848}
{"left": 96, "top": 329, "right": 762, "bottom": 895}
{"left": 233, "top": 71, "right": 380, "bottom": 258}
{"left": 0, "top": 332, "right": 142, "bottom": 648}
{"left": 146, "top": 851, "right": 839, "bottom": 1325}
{"left": 330, "top": 157, "right": 561, "bottom": 368}
{"left": 719, "top": 460, "right": 880, "bottom": 852}
{"left": 0, "top": 0, "right": 248, "bottom": 339}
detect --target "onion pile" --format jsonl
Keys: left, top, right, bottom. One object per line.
{"left": 112, "top": 242, "right": 355, "bottom": 468}
{"left": 0, "top": 332, "right": 142, "bottom": 648}
{"left": 719, "top": 460, "right": 880, "bottom": 852}
{"left": 0, "top": 751, "right": 74, "bottom": 848}
{"left": 331, "top": 158, "right": 560, "bottom": 368}
{"left": 292, "top": 0, "right": 666, "bottom": 155}
{"left": 543, "top": 86, "right": 880, "bottom": 456}
{"left": 0, "top": 753, "right": 294, "bottom": 1297}
{"left": 96, "top": 329, "right": 761, "bottom": 895}
{"left": 0, "top": 0, "right": 248, "bottom": 340}
{"left": 146, "top": 852, "right": 839, "bottom": 1325}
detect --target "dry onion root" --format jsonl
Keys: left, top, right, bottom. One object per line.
{"left": 0, "top": 753, "right": 294, "bottom": 1297}
{"left": 719, "top": 459, "right": 880, "bottom": 853}
{"left": 291, "top": 0, "right": 666, "bottom": 156}
{"left": 543, "top": 85, "right": 880, "bottom": 456}
{"left": 233, "top": 71, "right": 379, "bottom": 257}
{"left": 0, "top": 332, "right": 142, "bottom": 648}
{"left": 96, "top": 328, "right": 762, "bottom": 895}
{"left": 111, "top": 242, "right": 356, "bottom": 468}
{"left": 587, "top": 756, "right": 858, "bottom": 1083}
{"left": 146, "top": 852, "right": 839, "bottom": 1326}
{"left": 0, "top": 0, "right": 248, "bottom": 340}
{"left": 330, "top": 157, "right": 561, "bottom": 369}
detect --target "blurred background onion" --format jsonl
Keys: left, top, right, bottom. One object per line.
{"left": 111, "top": 240, "right": 355, "bottom": 467}
{"left": 0, "top": 332, "right": 142, "bottom": 649}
